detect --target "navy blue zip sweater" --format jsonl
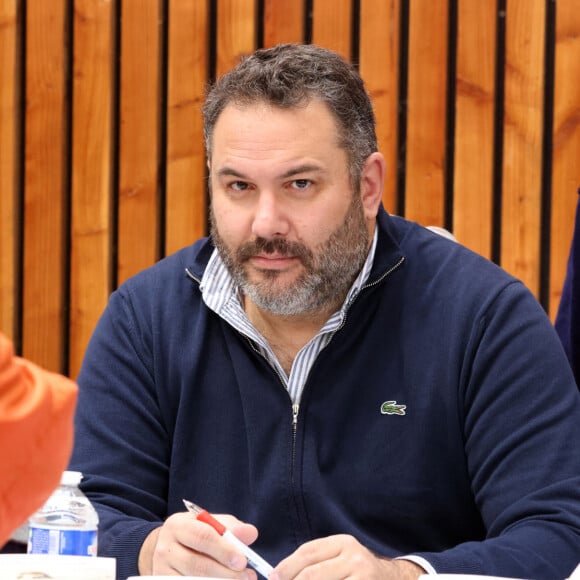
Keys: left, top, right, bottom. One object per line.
{"left": 70, "top": 208, "right": 580, "bottom": 580}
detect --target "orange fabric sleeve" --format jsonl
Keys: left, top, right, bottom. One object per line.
{"left": 0, "top": 332, "right": 78, "bottom": 547}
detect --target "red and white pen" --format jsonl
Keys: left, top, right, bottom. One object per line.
{"left": 182, "top": 499, "right": 274, "bottom": 579}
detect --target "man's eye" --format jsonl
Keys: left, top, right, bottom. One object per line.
{"left": 230, "top": 181, "right": 249, "bottom": 191}
{"left": 292, "top": 179, "right": 311, "bottom": 190}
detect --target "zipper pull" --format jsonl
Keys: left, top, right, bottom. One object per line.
{"left": 292, "top": 403, "right": 299, "bottom": 430}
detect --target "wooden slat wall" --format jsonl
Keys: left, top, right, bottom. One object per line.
{"left": 118, "top": 0, "right": 162, "bottom": 284}
{"left": 501, "top": 0, "right": 546, "bottom": 297}
{"left": 0, "top": 0, "right": 19, "bottom": 343}
{"left": 166, "top": 0, "right": 208, "bottom": 256}
{"left": 264, "top": 0, "right": 303, "bottom": 46}
{"left": 22, "top": 1, "right": 68, "bottom": 370}
{"left": 70, "top": 0, "right": 114, "bottom": 377}
{"left": 359, "top": 0, "right": 401, "bottom": 215}
{"left": 1, "top": 0, "right": 579, "bottom": 377}
{"left": 312, "top": 0, "right": 353, "bottom": 59}
{"left": 404, "top": 1, "right": 449, "bottom": 227}
{"left": 216, "top": 0, "right": 257, "bottom": 77}
{"left": 453, "top": 0, "right": 497, "bottom": 260}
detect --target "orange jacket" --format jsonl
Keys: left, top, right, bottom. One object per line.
{"left": 0, "top": 332, "right": 77, "bottom": 546}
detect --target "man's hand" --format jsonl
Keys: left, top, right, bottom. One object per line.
{"left": 138, "top": 511, "right": 259, "bottom": 578}
{"left": 270, "top": 534, "right": 425, "bottom": 579}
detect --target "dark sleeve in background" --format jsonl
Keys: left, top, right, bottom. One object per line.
{"left": 555, "top": 187, "right": 580, "bottom": 387}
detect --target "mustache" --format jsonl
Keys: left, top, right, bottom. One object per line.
{"left": 237, "top": 237, "right": 313, "bottom": 264}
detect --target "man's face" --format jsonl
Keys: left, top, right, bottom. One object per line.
{"left": 209, "top": 100, "right": 375, "bottom": 317}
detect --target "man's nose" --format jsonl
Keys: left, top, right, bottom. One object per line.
{"left": 251, "top": 191, "right": 290, "bottom": 239}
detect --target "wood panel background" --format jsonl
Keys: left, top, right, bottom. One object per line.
{"left": 1, "top": 0, "right": 579, "bottom": 378}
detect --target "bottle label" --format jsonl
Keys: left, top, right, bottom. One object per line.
{"left": 28, "top": 526, "right": 98, "bottom": 556}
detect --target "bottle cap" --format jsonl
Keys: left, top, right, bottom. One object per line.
{"left": 60, "top": 470, "right": 83, "bottom": 486}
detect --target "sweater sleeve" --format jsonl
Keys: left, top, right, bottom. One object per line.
{"left": 0, "top": 332, "right": 78, "bottom": 547}
{"left": 412, "top": 282, "right": 580, "bottom": 579}
{"left": 68, "top": 287, "right": 169, "bottom": 580}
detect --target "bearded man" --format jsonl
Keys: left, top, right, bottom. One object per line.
{"left": 70, "top": 44, "right": 580, "bottom": 580}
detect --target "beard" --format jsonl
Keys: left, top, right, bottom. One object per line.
{"left": 210, "top": 193, "right": 370, "bottom": 316}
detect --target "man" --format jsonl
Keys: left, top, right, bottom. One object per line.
{"left": 69, "top": 44, "right": 580, "bottom": 580}
{"left": 0, "top": 332, "right": 77, "bottom": 546}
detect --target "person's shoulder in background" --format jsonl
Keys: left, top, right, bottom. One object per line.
{"left": 0, "top": 332, "right": 77, "bottom": 547}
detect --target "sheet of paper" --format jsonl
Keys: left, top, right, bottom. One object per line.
{"left": 0, "top": 554, "right": 115, "bottom": 579}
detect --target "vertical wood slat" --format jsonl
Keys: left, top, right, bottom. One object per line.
{"left": 359, "top": 0, "right": 401, "bottom": 214}
{"left": 311, "top": 0, "right": 353, "bottom": 60}
{"left": 69, "top": 0, "right": 114, "bottom": 378}
{"left": 453, "top": 0, "right": 497, "bottom": 260}
{"left": 404, "top": 1, "right": 449, "bottom": 227}
{"left": 500, "top": 0, "right": 546, "bottom": 297}
{"left": 216, "top": 0, "right": 257, "bottom": 77}
{"left": 263, "top": 0, "right": 304, "bottom": 47}
{"left": 549, "top": 0, "right": 580, "bottom": 320}
{"left": 0, "top": 0, "right": 19, "bottom": 340}
{"left": 22, "top": 1, "right": 68, "bottom": 371}
{"left": 117, "top": 0, "right": 162, "bottom": 285}
{"left": 165, "top": 0, "right": 209, "bottom": 256}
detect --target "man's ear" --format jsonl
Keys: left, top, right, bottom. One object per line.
{"left": 360, "top": 152, "right": 386, "bottom": 220}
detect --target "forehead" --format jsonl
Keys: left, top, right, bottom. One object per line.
{"left": 210, "top": 100, "right": 343, "bottom": 166}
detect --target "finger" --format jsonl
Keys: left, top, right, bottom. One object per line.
{"left": 149, "top": 514, "right": 238, "bottom": 576}
{"left": 191, "top": 520, "right": 251, "bottom": 570}
{"left": 272, "top": 535, "right": 377, "bottom": 580}
{"left": 273, "top": 535, "right": 343, "bottom": 578}
{"left": 209, "top": 513, "right": 260, "bottom": 549}
{"left": 154, "top": 528, "right": 252, "bottom": 579}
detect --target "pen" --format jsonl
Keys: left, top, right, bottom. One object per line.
{"left": 182, "top": 499, "right": 274, "bottom": 579}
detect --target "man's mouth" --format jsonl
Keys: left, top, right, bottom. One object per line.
{"left": 238, "top": 237, "right": 311, "bottom": 267}
{"left": 250, "top": 253, "right": 298, "bottom": 270}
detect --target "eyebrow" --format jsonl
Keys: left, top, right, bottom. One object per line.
{"left": 215, "top": 164, "right": 325, "bottom": 180}
{"left": 215, "top": 167, "right": 246, "bottom": 179}
{"left": 280, "top": 164, "right": 325, "bottom": 179}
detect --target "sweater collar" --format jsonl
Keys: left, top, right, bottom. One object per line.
{"left": 363, "top": 206, "right": 406, "bottom": 286}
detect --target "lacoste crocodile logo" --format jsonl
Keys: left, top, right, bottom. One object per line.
{"left": 380, "top": 400, "right": 406, "bottom": 415}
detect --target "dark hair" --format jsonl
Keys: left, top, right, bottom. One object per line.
{"left": 202, "top": 43, "right": 378, "bottom": 186}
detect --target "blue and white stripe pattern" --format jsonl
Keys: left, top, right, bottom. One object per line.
{"left": 200, "top": 227, "right": 378, "bottom": 404}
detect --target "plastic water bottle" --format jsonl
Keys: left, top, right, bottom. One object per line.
{"left": 27, "top": 470, "right": 98, "bottom": 556}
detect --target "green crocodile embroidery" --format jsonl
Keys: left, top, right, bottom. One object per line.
{"left": 380, "top": 400, "right": 406, "bottom": 415}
